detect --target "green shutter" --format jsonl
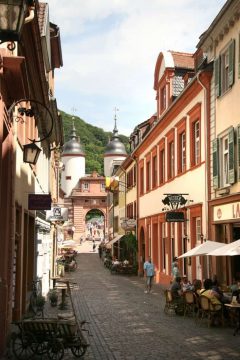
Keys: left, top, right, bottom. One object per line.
{"left": 214, "top": 57, "right": 220, "bottom": 97}
{"left": 228, "top": 39, "right": 235, "bottom": 87}
{"left": 228, "top": 127, "right": 235, "bottom": 184}
{"left": 212, "top": 138, "right": 219, "bottom": 189}
{"left": 238, "top": 125, "right": 240, "bottom": 180}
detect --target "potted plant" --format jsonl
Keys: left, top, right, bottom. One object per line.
{"left": 48, "top": 289, "right": 58, "bottom": 306}
{"left": 36, "top": 295, "right": 45, "bottom": 311}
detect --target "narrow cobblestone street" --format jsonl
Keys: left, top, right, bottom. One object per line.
{"left": 63, "top": 251, "right": 240, "bottom": 360}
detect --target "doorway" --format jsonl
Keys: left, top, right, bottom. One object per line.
{"left": 232, "top": 225, "right": 240, "bottom": 279}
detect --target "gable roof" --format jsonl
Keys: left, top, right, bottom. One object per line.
{"left": 169, "top": 51, "right": 195, "bottom": 69}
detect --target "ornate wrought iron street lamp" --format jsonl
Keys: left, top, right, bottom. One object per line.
{"left": 8, "top": 98, "right": 54, "bottom": 165}
{"left": 0, "top": 0, "right": 34, "bottom": 50}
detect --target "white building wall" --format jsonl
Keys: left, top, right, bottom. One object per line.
{"left": 61, "top": 156, "right": 85, "bottom": 196}
{"left": 104, "top": 155, "right": 126, "bottom": 177}
{"left": 15, "top": 139, "right": 52, "bottom": 295}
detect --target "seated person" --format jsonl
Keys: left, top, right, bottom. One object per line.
{"left": 182, "top": 276, "right": 193, "bottom": 292}
{"left": 200, "top": 278, "right": 222, "bottom": 309}
{"left": 212, "top": 279, "right": 230, "bottom": 304}
{"left": 170, "top": 277, "right": 184, "bottom": 314}
{"left": 192, "top": 279, "right": 202, "bottom": 296}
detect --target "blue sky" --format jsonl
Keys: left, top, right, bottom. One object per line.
{"left": 48, "top": 0, "right": 226, "bottom": 136}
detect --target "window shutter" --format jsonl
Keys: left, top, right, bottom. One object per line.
{"left": 228, "top": 39, "right": 235, "bottom": 87}
{"left": 238, "top": 125, "right": 240, "bottom": 180}
{"left": 212, "top": 138, "right": 219, "bottom": 189}
{"left": 228, "top": 127, "right": 235, "bottom": 184}
{"left": 214, "top": 57, "right": 220, "bottom": 97}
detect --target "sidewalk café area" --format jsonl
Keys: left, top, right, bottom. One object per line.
{"left": 163, "top": 239, "right": 240, "bottom": 333}
{"left": 57, "top": 246, "right": 78, "bottom": 275}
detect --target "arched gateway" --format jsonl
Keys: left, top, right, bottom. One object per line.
{"left": 85, "top": 209, "right": 105, "bottom": 241}
{"left": 64, "top": 171, "right": 107, "bottom": 241}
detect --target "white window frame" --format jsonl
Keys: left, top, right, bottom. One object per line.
{"left": 220, "top": 133, "right": 230, "bottom": 187}
{"left": 83, "top": 182, "right": 89, "bottom": 191}
{"left": 170, "top": 141, "right": 174, "bottom": 178}
{"left": 181, "top": 132, "right": 186, "bottom": 172}
{"left": 194, "top": 121, "right": 200, "bottom": 165}
{"left": 196, "top": 217, "right": 201, "bottom": 242}
{"left": 221, "top": 47, "right": 229, "bottom": 94}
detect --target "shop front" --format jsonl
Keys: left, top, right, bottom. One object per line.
{"left": 210, "top": 195, "right": 240, "bottom": 285}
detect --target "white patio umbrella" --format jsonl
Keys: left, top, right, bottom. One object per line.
{"left": 59, "top": 239, "right": 77, "bottom": 248}
{"left": 207, "top": 239, "right": 240, "bottom": 256}
{"left": 178, "top": 240, "right": 225, "bottom": 258}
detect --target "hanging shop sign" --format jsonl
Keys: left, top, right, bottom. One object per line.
{"left": 46, "top": 207, "right": 68, "bottom": 222}
{"left": 121, "top": 218, "right": 136, "bottom": 230}
{"left": 28, "top": 194, "right": 51, "bottom": 210}
{"left": 165, "top": 211, "right": 185, "bottom": 222}
{"left": 162, "top": 193, "right": 188, "bottom": 210}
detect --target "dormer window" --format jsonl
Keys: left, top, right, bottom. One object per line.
{"left": 82, "top": 182, "right": 89, "bottom": 191}
{"left": 160, "top": 86, "right": 166, "bottom": 112}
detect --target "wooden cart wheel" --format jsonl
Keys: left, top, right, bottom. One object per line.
{"left": 47, "top": 339, "right": 64, "bottom": 360}
{"left": 12, "top": 332, "right": 36, "bottom": 360}
{"left": 70, "top": 344, "right": 88, "bottom": 358}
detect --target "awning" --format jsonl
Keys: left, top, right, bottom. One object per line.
{"left": 178, "top": 240, "right": 225, "bottom": 258}
{"left": 105, "top": 235, "right": 123, "bottom": 249}
{"left": 59, "top": 239, "right": 77, "bottom": 248}
{"left": 207, "top": 239, "right": 240, "bottom": 256}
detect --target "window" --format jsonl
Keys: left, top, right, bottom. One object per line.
{"left": 168, "top": 141, "right": 174, "bottom": 179}
{"left": 222, "top": 135, "right": 229, "bottom": 186}
{"left": 160, "top": 86, "right": 166, "bottom": 112}
{"left": 159, "top": 148, "right": 165, "bottom": 184}
{"left": 152, "top": 154, "right": 157, "bottom": 188}
{"left": 194, "top": 121, "right": 200, "bottom": 165}
{"left": 180, "top": 132, "right": 186, "bottom": 173}
{"left": 127, "top": 168, "right": 134, "bottom": 189}
{"left": 127, "top": 203, "right": 134, "bottom": 218}
{"left": 215, "top": 40, "right": 235, "bottom": 97}
{"left": 66, "top": 176, "right": 71, "bottom": 180}
{"left": 212, "top": 127, "right": 235, "bottom": 188}
{"left": 101, "top": 183, "right": 105, "bottom": 191}
{"left": 189, "top": 104, "right": 201, "bottom": 168}
{"left": 82, "top": 182, "right": 89, "bottom": 191}
{"left": 146, "top": 160, "right": 151, "bottom": 191}
{"left": 221, "top": 48, "right": 229, "bottom": 94}
{"left": 140, "top": 163, "right": 144, "bottom": 195}
{"left": 196, "top": 217, "right": 201, "bottom": 242}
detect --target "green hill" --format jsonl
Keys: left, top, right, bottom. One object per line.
{"left": 61, "top": 111, "right": 130, "bottom": 175}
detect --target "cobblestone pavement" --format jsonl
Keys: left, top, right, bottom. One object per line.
{"left": 62, "top": 253, "right": 240, "bottom": 360}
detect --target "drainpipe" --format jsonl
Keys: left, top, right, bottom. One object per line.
{"left": 196, "top": 71, "right": 210, "bottom": 277}
{"left": 129, "top": 155, "right": 139, "bottom": 272}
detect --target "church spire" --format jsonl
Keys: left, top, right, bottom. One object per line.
{"left": 113, "top": 107, "right": 119, "bottom": 137}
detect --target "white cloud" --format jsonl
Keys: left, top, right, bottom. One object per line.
{"left": 48, "top": 0, "right": 226, "bottom": 135}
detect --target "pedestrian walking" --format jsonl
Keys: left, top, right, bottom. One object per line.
{"left": 143, "top": 257, "right": 155, "bottom": 293}
{"left": 93, "top": 240, "right": 96, "bottom": 252}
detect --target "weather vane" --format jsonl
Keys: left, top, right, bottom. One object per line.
{"left": 113, "top": 107, "right": 119, "bottom": 129}
{"left": 71, "top": 107, "right": 77, "bottom": 120}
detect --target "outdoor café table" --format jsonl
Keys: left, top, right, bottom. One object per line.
{"left": 55, "top": 282, "right": 68, "bottom": 310}
{"left": 225, "top": 303, "right": 240, "bottom": 335}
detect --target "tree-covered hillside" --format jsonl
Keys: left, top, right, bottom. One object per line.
{"left": 61, "top": 111, "right": 130, "bottom": 175}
